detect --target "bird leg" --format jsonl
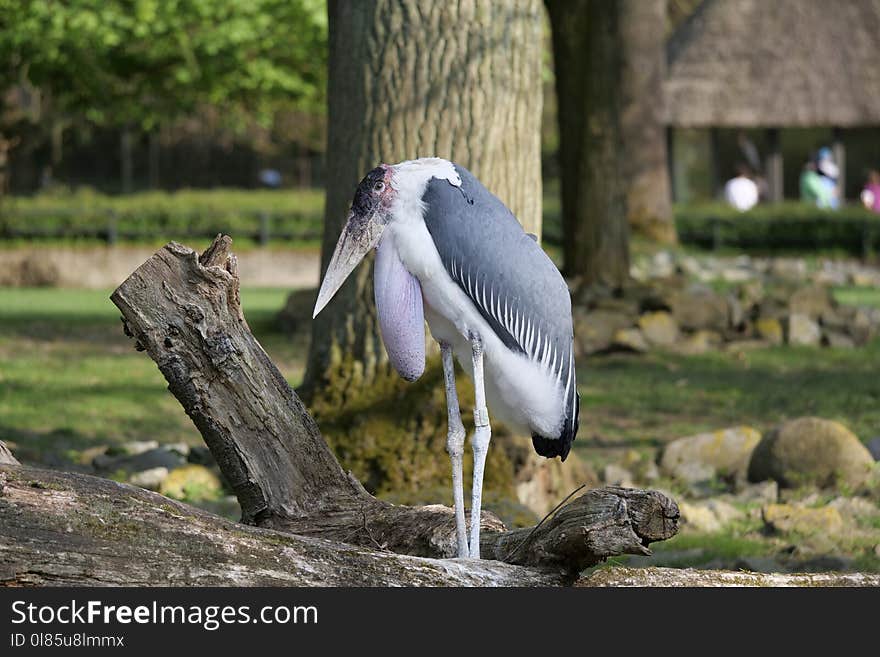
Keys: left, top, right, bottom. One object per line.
{"left": 440, "top": 342, "right": 469, "bottom": 558}
{"left": 468, "top": 333, "right": 491, "bottom": 559}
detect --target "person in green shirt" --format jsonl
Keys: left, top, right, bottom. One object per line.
{"left": 800, "top": 161, "right": 834, "bottom": 208}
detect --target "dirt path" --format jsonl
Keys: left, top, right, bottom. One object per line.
{"left": 0, "top": 246, "right": 321, "bottom": 289}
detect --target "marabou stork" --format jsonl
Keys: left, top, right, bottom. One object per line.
{"left": 313, "top": 158, "right": 579, "bottom": 559}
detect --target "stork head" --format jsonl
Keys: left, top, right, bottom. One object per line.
{"left": 313, "top": 164, "right": 395, "bottom": 317}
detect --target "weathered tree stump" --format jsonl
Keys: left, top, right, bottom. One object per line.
{"left": 0, "top": 237, "right": 680, "bottom": 586}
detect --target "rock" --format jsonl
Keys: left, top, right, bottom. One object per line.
{"left": 187, "top": 445, "right": 216, "bottom": 466}
{"left": 93, "top": 446, "right": 186, "bottom": 474}
{"left": 105, "top": 440, "right": 160, "bottom": 457}
{"left": 851, "top": 308, "right": 878, "bottom": 345}
{"left": 762, "top": 503, "right": 844, "bottom": 535}
{"left": 638, "top": 459, "right": 660, "bottom": 482}
{"left": 754, "top": 297, "right": 787, "bottom": 321}
{"left": 738, "top": 279, "right": 765, "bottom": 308}
{"left": 592, "top": 296, "right": 640, "bottom": 317}
{"left": 670, "top": 286, "right": 728, "bottom": 331}
{"left": 679, "top": 499, "right": 744, "bottom": 533}
{"left": 574, "top": 309, "right": 634, "bottom": 355}
{"left": 602, "top": 464, "right": 634, "bottom": 488}
{"left": 727, "top": 294, "right": 745, "bottom": 329}
{"left": 733, "top": 480, "right": 778, "bottom": 504}
{"left": 674, "top": 330, "right": 722, "bottom": 355}
{"left": 748, "top": 417, "right": 876, "bottom": 489}
{"left": 828, "top": 496, "right": 879, "bottom": 521}
{"left": 159, "top": 464, "right": 222, "bottom": 502}
{"left": 866, "top": 437, "right": 880, "bottom": 461}
{"left": 660, "top": 426, "right": 762, "bottom": 484}
{"left": 129, "top": 467, "right": 169, "bottom": 491}
{"left": 721, "top": 267, "right": 753, "bottom": 283}
{"left": 705, "top": 499, "right": 745, "bottom": 526}
{"left": 679, "top": 501, "right": 722, "bottom": 533}
{"left": 754, "top": 317, "right": 783, "bottom": 345}
{"left": 638, "top": 311, "right": 679, "bottom": 346}
{"left": 648, "top": 251, "right": 676, "bottom": 278}
{"left": 611, "top": 327, "right": 648, "bottom": 352}
{"left": 819, "top": 305, "right": 856, "bottom": 333}
{"left": 789, "top": 285, "right": 834, "bottom": 320}
{"left": 770, "top": 259, "right": 807, "bottom": 280}
{"left": 787, "top": 314, "right": 821, "bottom": 346}
{"left": 506, "top": 437, "right": 598, "bottom": 516}
{"left": 823, "top": 330, "right": 855, "bottom": 349}
{"left": 164, "top": 442, "right": 191, "bottom": 457}
{"left": 76, "top": 446, "right": 109, "bottom": 467}
{"left": 851, "top": 270, "right": 880, "bottom": 287}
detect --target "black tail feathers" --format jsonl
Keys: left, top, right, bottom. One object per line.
{"left": 531, "top": 392, "right": 579, "bottom": 461}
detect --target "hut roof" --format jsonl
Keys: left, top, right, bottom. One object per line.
{"left": 665, "top": 0, "right": 880, "bottom": 128}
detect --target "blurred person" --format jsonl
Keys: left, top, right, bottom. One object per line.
{"left": 816, "top": 146, "right": 840, "bottom": 209}
{"left": 723, "top": 163, "right": 759, "bottom": 211}
{"left": 861, "top": 169, "right": 880, "bottom": 213}
{"left": 800, "top": 160, "right": 834, "bottom": 208}
{"left": 258, "top": 168, "right": 282, "bottom": 188}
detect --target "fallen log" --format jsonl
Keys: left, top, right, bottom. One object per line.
{"left": 0, "top": 465, "right": 555, "bottom": 586}
{"left": 579, "top": 566, "right": 880, "bottom": 587}
{"left": 0, "top": 236, "right": 679, "bottom": 586}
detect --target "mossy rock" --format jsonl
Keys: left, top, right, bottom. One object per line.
{"left": 749, "top": 417, "right": 875, "bottom": 490}
{"left": 311, "top": 358, "right": 515, "bottom": 500}
{"left": 754, "top": 317, "right": 783, "bottom": 345}
{"left": 160, "top": 465, "right": 222, "bottom": 502}
{"left": 660, "top": 426, "right": 761, "bottom": 483}
{"left": 762, "top": 503, "right": 844, "bottom": 535}
{"left": 638, "top": 311, "right": 679, "bottom": 346}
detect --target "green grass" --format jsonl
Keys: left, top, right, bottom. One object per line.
{"left": 578, "top": 342, "right": 880, "bottom": 450}
{"left": 3, "top": 286, "right": 878, "bottom": 469}
{"left": 834, "top": 285, "right": 880, "bottom": 309}
{"left": 0, "top": 287, "right": 306, "bottom": 465}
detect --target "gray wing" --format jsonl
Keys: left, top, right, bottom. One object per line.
{"left": 422, "top": 165, "right": 579, "bottom": 456}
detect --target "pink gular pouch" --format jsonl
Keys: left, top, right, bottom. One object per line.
{"left": 374, "top": 237, "right": 425, "bottom": 382}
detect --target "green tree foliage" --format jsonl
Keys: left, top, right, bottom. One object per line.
{"left": 0, "top": 0, "right": 327, "bottom": 130}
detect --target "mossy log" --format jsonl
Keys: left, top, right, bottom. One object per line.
{"left": 580, "top": 567, "right": 880, "bottom": 587}
{"left": 0, "top": 465, "right": 554, "bottom": 587}
{"left": 0, "top": 237, "right": 679, "bottom": 586}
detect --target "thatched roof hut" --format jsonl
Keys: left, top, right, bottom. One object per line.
{"left": 665, "top": 0, "right": 880, "bottom": 128}
{"left": 665, "top": 0, "right": 880, "bottom": 201}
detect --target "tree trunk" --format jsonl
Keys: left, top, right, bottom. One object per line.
{"left": 304, "top": 0, "right": 544, "bottom": 398}
{"left": 620, "top": 0, "right": 676, "bottom": 244}
{"left": 547, "top": 0, "right": 630, "bottom": 287}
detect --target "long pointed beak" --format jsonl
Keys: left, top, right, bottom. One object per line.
{"left": 313, "top": 209, "right": 387, "bottom": 318}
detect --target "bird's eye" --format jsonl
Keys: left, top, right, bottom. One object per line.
{"left": 374, "top": 181, "right": 385, "bottom": 192}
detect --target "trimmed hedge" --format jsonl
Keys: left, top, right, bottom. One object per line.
{"left": 675, "top": 202, "right": 880, "bottom": 255}
{"left": 4, "top": 190, "right": 880, "bottom": 255}
{"left": 0, "top": 188, "right": 325, "bottom": 243}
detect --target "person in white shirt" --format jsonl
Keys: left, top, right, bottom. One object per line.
{"left": 723, "top": 163, "right": 759, "bottom": 211}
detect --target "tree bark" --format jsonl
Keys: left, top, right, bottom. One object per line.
{"left": 96, "top": 237, "right": 678, "bottom": 583}
{"left": 304, "top": 0, "right": 544, "bottom": 396}
{"left": 0, "top": 465, "right": 556, "bottom": 587}
{"left": 580, "top": 566, "right": 880, "bottom": 588}
{"left": 547, "top": 0, "right": 630, "bottom": 287}
{"left": 620, "top": 0, "right": 676, "bottom": 244}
